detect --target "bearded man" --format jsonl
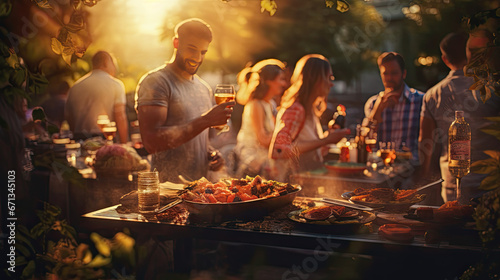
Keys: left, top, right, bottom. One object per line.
{"left": 364, "top": 52, "right": 425, "bottom": 162}
{"left": 135, "top": 18, "right": 233, "bottom": 183}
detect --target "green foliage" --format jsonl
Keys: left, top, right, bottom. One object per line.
{"left": 471, "top": 150, "right": 500, "bottom": 191}
{"left": 0, "top": 35, "right": 48, "bottom": 104}
{"left": 474, "top": 188, "right": 500, "bottom": 247}
{"left": 480, "top": 116, "right": 500, "bottom": 141}
{"left": 464, "top": 47, "right": 500, "bottom": 102}
{"left": 8, "top": 202, "right": 135, "bottom": 279}
{"left": 261, "top": 0, "right": 278, "bottom": 16}
{"left": 257, "top": 0, "right": 383, "bottom": 83}
{"left": 325, "top": 0, "right": 350, "bottom": 13}
{"left": 261, "top": 0, "right": 350, "bottom": 16}
{"left": 31, "top": 0, "right": 94, "bottom": 66}
{"left": 464, "top": 7, "right": 500, "bottom": 102}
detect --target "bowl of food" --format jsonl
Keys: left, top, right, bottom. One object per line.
{"left": 179, "top": 176, "right": 301, "bottom": 222}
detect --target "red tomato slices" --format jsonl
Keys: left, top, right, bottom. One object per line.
{"left": 180, "top": 176, "right": 298, "bottom": 204}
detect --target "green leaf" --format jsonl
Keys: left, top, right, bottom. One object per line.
{"left": 2, "top": 85, "right": 28, "bottom": 105}
{"left": 469, "top": 79, "right": 485, "bottom": 91}
{"left": 484, "top": 84, "right": 493, "bottom": 101}
{"left": 336, "top": 0, "right": 349, "bottom": 13}
{"left": 5, "top": 50, "right": 19, "bottom": 69}
{"left": 62, "top": 52, "right": 73, "bottom": 65}
{"left": 479, "top": 85, "right": 488, "bottom": 103}
{"left": 51, "top": 38, "right": 64, "bottom": 55}
{"left": 47, "top": 123, "right": 59, "bottom": 135}
{"left": 15, "top": 234, "right": 36, "bottom": 254}
{"left": 27, "top": 71, "right": 49, "bottom": 95}
{"left": 33, "top": 0, "right": 52, "bottom": 9}
{"left": 21, "top": 260, "right": 36, "bottom": 279}
{"left": 66, "top": 12, "right": 85, "bottom": 33}
{"left": 90, "top": 232, "right": 111, "bottom": 257}
{"left": 471, "top": 158, "right": 498, "bottom": 174}
{"left": 484, "top": 116, "right": 500, "bottom": 122}
{"left": 10, "top": 66, "right": 26, "bottom": 87}
{"left": 15, "top": 256, "right": 28, "bottom": 266}
{"left": 479, "top": 173, "right": 500, "bottom": 190}
{"left": 0, "top": 1, "right": 12, "bottom": 17}
{"left": 72, "top": 0, "right": 82, "bottom": 10}
{"left": 483, "top": 150, "right": 500, "bottom": 161}
{"left": 16, "top": 243, "right": 33, "bottom": 258}
{"left": 261, "top": 0, "right": 277, "bottom": 16}
{"left": 86, "top": 254, "right": 112, "bottom": 268}
{"left": 480, "top": 118, "right": 500, "bottom": 140}
{"left": 0, "top": 67, "right": 10, "bottom": 84}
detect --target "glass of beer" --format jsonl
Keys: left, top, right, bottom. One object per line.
{"left": 137, "top": 171, "right": 160, "bottom": 214}
{"left": 378, "top": 141, "right": 396, "bottom": 174}
{"left": 102, "top": 122, "right": 117, "bottom": 143}
{"left": 213, "top": 84, "right": 235, "bottom": 132}
{"left": 97, "top": 115, "right": 110, "bottom": 130}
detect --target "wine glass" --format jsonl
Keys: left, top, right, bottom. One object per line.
{"left": 102, "top": 122, "right": 117, "bottom": 144}
{"left": 213, "top": 84, "right": 235, "bottom": 133}
{"left": 97, "top": 115, "right": 110, "bottom": 130}
{"left": 378, "top": 141, "right": 396, "bottom": 174}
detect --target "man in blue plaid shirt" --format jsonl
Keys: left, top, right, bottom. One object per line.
{"left": 364, "top": 52, "right": 425, "bottom": 163}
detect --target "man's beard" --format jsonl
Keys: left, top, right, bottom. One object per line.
{"left": 384, "top": 80, "right": 404, "bottom": 92}
{"left": 176, "top": 58, "right": 200, "bottom": 75}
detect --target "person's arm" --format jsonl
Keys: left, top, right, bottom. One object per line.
{"left": 114, "top": 103, "right": 129, "bottom": 144}
{"left": 294, "top": 128, "right": 350, "bottom": 155}
{"left": 367, "top": 91, "right": 399, "bottom": 124}
{"left": 270, "top": 104, "right": 349, "bottom": 159}
{"left": 248, "top": 101, "right": 273, "bottom": 147}
{"left": 138, "top": 102, "right": 234, "bottom": 154}
{"left": 418, "top": 115, "right": 437, "bottom": 175}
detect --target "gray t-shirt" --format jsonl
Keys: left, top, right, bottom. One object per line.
{"left": 65, "top": 70, "right": 126, "bottom": 135}
{"left": 422, "top": 69, "right": 500, "bottom": 201}
{"left": 136, "top": 65, "right": 214, "bottom": 183}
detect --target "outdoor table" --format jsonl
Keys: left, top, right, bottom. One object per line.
{"left": 290, "top": 161, "right": 416, "bottom": 198}
{"left": 80, "top": 196, "right": 487, "bottom": 279}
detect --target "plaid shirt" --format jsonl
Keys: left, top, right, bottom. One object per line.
{"left": 365, "top": 84, "right": 425, "bottom": 161}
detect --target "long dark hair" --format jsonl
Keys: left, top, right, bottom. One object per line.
{"left": 281, "top": 55, "right": 331, "bottom": 116}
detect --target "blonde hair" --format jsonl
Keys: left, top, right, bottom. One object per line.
{"left": 237, "top": 59, "right": 285, "bottom": 105}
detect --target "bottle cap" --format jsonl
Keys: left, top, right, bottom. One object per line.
{"left": 455, "top": 111, "right": 464, "bottom": 118}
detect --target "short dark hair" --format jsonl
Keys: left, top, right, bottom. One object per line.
{"left": 92, "top": 51, "right": 112, "bottom": 69}
{"left": 377, "top": 52, "right": 405, "bottom": 71}
{"left": 175, "top": 18, "right": 213, "bottom": 42}
{"left": 440, "top": 32, "right": 468, "bottom": 66}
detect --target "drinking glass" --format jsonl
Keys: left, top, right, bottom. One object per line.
{"left": 102, "top": 122, "right": 117, "bottom": 144}
{"left": 97, "top": 115, "right": 110, "bottom": 130}
{"left": 378, "top": 141, "right": 396, "bottom": 174}
{"left": 137, "top": 171, "right": 160, "bottom": 214}
{"left": 213, "top": 84, "right": 235, "bottom": 133}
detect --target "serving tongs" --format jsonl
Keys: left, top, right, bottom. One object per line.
{"left": 155, "top": 177, "right": 200, "bottom": 214}
{"left": 156, "top": 199, "right": 183, "bottom": 214}
{"left": 321, "top": 198, "right": 378, "bottom": 212}
{"left": 414, "top": 178, "right": 444, "bottom": 192}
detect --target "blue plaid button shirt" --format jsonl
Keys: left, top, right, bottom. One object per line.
{"left": 364, "top": 84, "right": 425, "bottom": 162}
